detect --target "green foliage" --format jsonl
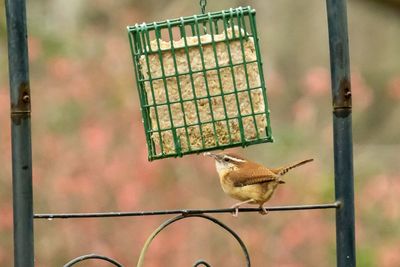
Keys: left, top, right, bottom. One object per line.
{"left": 357, "top": 246, "right": 377, "bottom": 267}
{"left": 46, "top": 100, "right": 84, "bottom": 134}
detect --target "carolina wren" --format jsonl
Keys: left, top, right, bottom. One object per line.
{"left": 204, "top": 152, "right": 313, "bottom": 216}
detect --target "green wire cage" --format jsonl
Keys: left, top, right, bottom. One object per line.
{"left": 128, "top": 6, "right": 273, "bottom": 160}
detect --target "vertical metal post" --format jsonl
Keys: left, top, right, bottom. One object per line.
{"left": 326, "top": 0, "right": 356, "bottom": 267}
{"left": 5, "top": 0, "right": 35, "bottom": 266}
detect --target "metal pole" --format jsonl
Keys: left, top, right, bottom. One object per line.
{"left": 326, "top": 1, "right": 356, "bottom": 266}
{"left": 5, "top": 0, "right": 35, "bottom": 266}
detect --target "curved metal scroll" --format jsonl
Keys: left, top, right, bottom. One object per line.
{"left": 193, "top": 259, "right": 212, "bottom": 267}
{"left": 63, "top": 253, "right": 123, "bottom": 267}
{"left": 137, "top": 214, "right": 251, "bottom": 267}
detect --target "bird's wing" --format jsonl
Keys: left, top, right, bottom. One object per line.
{"left": 229, "top": 167, "right": 279, "bottom": 187}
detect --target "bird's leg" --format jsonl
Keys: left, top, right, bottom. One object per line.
{"left": 259, "top": 204, "right": 269, "bottom": 215}
{"left": 230, "top": 199, "right": 254, "bottom": 217}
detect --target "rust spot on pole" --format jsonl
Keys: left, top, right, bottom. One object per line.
{"left": 334, "top": 78, "right": 352, "bottom": 110}
{"left": 11, "top": 82, "right": 31, "bottom": 125}
{"left": 11, "top": 82, "right": 31, "bottom": 112}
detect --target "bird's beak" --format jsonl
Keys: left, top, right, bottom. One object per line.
{"left": 203, "top": 152, "right": 223, "bottom": 161}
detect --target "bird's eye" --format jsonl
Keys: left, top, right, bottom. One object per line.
{"left": 223, "top": 157, "right": 230, "bottom": 162}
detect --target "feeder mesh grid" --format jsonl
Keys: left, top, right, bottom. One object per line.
{"left": 128, "top": 6, "right": 272, "bottom": 160}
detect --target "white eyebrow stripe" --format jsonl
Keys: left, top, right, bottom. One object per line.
{"left": 225, "top": 155, "right": 246, "bottom": 163}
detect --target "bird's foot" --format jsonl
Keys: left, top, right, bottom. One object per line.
{"left": 259, "top": 205, "right": 269, "bottom": 215}
{"left": 232, "top": 207, "right": 239, "bottom": 217}
{"left": 230, "top": 204, "right": 240, "bottom": 217}
{"left": 230, "top": 199, "right": 255, "bottom": 217}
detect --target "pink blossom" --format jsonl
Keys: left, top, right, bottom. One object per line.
{"left": 387, "top": 76, "right": 400, "bottom": 100}
{"left": 350, "top": 71, "right": 374, "bottom": 109}
{"left": 302, "top": 67, "right": 330, "bottom": 96}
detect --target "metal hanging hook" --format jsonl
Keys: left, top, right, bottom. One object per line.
{"left": 199, "top": 0, "right": 208, "bottom": 33}
{"left": 200, "top": 0, "right": 207, "bottom": 14}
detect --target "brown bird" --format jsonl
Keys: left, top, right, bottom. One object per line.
{"left": 204, "top": 152, "right": 313, "bottom": 216}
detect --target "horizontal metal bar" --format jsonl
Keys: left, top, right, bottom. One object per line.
{"left": 148, "top": 112, "right": 267, "bottom": 133}
{"left": 127, "top": 6, "right": 254, "bottom": 33}
{"left": 138, "top": 60, "right": 258, "bottom": 83}
{"left": 142, "top": 86, "right": 263, "bottom": 108}
{"left": 145, "top": 136, "right": 274, "bottom": 160}
{"left": 135, "top": 35, "right": 254, "bottom": 56}
{"left": 34, "top": 202, "right": 339, "bottom": 220}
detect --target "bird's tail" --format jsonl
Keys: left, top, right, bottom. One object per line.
{"left": 273, "top": 158, "right": 314, "bottom": 176}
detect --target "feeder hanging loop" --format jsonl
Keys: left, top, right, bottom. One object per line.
{"left": 199, "top": 0, "right": 208, "bottom": 33}
{"left": 200, "top": 0, "right": 207, "bottom": 14}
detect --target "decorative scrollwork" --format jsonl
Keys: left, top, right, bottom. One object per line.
{"left": 137, "top": 214, "right": 251, "bottom": 267}
{"left": 63, "top": 253, "right": 123, "bottom": 267}
{"left": 193, "top": 259, "right": 212, "bottom": 267}
{"left": 39, "top": 204, "right": 338, "bottom": 266}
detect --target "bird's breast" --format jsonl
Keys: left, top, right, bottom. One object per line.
{"left": 220, "top": 175, "right": 279, "bottom": 204}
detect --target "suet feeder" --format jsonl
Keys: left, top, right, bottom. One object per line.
{"left": 128, "top": 6, "right": 272, "bottom": 160}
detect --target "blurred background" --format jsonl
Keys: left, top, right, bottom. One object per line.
{"left": 1, "top": 0, "right": 399, "bottom": 266}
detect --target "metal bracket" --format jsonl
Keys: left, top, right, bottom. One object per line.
{"left": 11, "top": 82, "right": 31, "bottom": 124}
{"left": 334, "top": 78, "right": 352, "bottom": 109}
